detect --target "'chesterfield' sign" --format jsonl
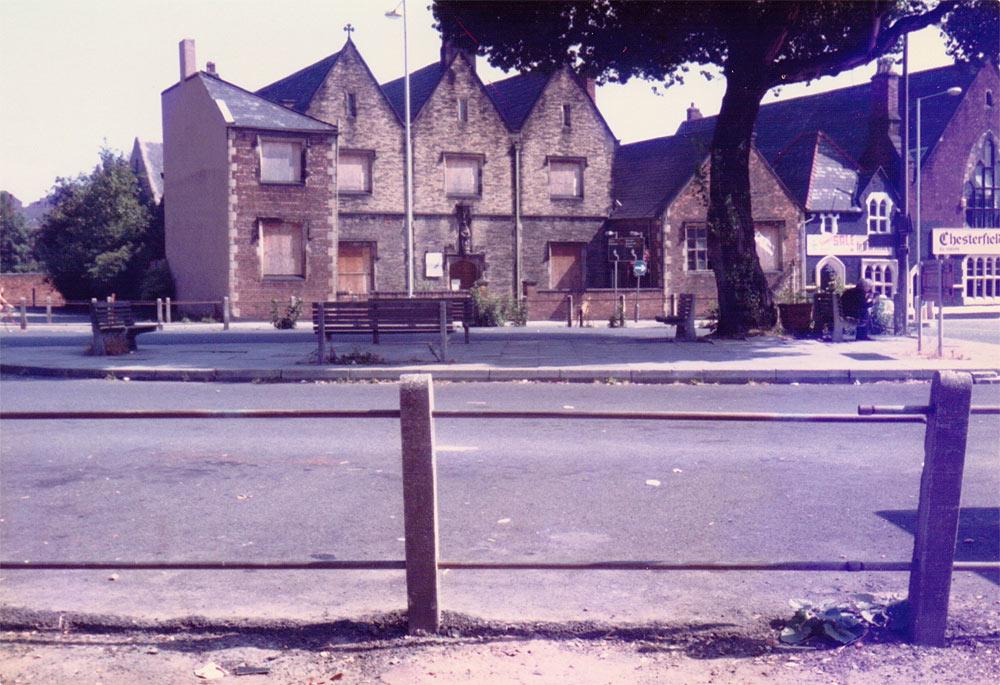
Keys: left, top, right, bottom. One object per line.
{"left": 806, "top": 234, "right": 893, "bottom": 257}
{"left": 931, "top": 228, "right": 1000, "bottom": 255}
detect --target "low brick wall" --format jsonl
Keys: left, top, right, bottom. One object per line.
{"left": 0, "top": 273, "right": 65, "bottom": 306}
{"left": 526, "top": 289, "right": 667, "bottom": 322}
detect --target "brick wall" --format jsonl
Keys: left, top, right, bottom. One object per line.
{"left": 663, "top": 148, "right": 803, "bottom": 315}
{"left": 0, "top": 273, "right": 65, "bottom": 306}
{"left": 526, "top": 288, "right": 666, "bottom": 322}
{"left": 228, "top": 128, "right": 337, "bottom": 319}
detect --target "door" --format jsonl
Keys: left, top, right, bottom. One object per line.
{"left": 449, "top": 259, "right": 479, "bottom": 290}
{"left": 549, "top": 243, "right": 585, "bottom": 290}
{"left": 338, "top": 243, "right": 373, "bottom": 295}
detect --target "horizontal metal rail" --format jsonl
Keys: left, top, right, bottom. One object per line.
{"left": 2, "top": 560, "right": 996, "bottom": 573}
{"left": 859, "top": 404, "right": 1000, "bottom": 416}
{"left": 0, "top": 409, "right": 926, "bottom": 423}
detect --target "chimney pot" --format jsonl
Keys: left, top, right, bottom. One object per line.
{"left": 206, "top": 61, "right": 217, "bottom": 76}
{"left": 179, "top": 38, "right": 197, "bottom": 81}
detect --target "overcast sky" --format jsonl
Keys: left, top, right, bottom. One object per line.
{"left": 0, "top": 0, "right": 956, "bottom": 204}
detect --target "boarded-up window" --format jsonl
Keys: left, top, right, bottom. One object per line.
{"left": 338, "top": 243, "right": 374, "bottom": 294}
{"left": 754, "top": 224, "right": 781, "bottom": 272}
{"left": 549, "top": 243, "right": 585, "bottom": 290}
{"left": 339, "top": 151, "right": 371, "bottom": 193}
{"left": 549, "top": 160, "right": 583, "bottom": 198}
{"left": 260, "top": 141, "right": 303, "bottom": 183}
{"left": 261, "top": 220, "right": 305, "bottom": 277}
{"left": 445, "top": 155, "right": 480, "bottom": 196}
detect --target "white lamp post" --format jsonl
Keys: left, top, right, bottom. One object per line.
{"left": 386, "top": 1, "right": 415, "bottom": 297}
{"left": 914, "top": 86, "right": 962, "bottom": 352}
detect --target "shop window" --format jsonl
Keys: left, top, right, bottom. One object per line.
{"left": 338, "top": 242, "right": 375, "bottom": 294}
{"left": 963, "top": 256, "right": 1000, "bottom": 302}
{"left": 548, "top": 158, "right": 584, "bottom": 198}
{"left": 685, "top": 225, "right": 710, "bottom": 271}
{"left": 338, "top": 150, "right": 373, "bottom": 194}
{"left": 259, "top": 140, "right": 304, "bottom": 184}
{"left": 260, "top": 220, "right": 305, "bottom": 277}
{"left": 444, "top": 154, "right": 482, "bottom": 197}
{"left": 549, "top": 243, "right": 585, "bottom": 290}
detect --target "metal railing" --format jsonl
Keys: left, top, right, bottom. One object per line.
{"left": 0, "top": 371, "right": 994, "bottom": 646}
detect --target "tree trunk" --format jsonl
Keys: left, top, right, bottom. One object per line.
{"left": 707, "top": 68, "right": 775, "bottom": 337}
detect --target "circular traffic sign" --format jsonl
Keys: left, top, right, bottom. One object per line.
{"left": 633, "top": 259, "right": 648, "bottom": 277}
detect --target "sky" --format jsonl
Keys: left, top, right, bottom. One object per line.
{"left": 0, "top": 0, "right": 958, "bottom": 204}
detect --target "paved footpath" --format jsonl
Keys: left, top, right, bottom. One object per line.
{"left": 2, "top": 319, "right": 998, "bottom": 383}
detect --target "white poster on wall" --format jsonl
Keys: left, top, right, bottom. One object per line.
{"left": 806, "top": 233, "right": 893, "bottom": 257}
{"left": 425, "top": 252, "right": 444, "bottom": 278}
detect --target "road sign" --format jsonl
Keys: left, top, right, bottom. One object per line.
{"left": 608, "top": 236, "right": 645, "bottom": 262}
{"left": 633, "top": 259, "right": 647, "bottom": 277}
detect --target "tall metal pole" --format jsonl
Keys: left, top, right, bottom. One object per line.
{"left": 899, "top": 34, "right": 910, "bottom": 336}
{"left": 916, "top": 98, "right": 923, "bottom": 352}
{"left": 403, "top": 0, "right": 414, "bottom": 297}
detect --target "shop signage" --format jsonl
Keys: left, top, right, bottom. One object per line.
{"left": 806, "top": 234, "right": 893, "bottom": 257}
{"left": 931, "top": 228, "right": 1000, "bottom": 256}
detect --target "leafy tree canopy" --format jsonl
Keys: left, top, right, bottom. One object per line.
{"left": 36, "top": 148, "right": 165, "bottom": 301}
{"left": 1, "top": 191, "right": 39, "bottom": 273}
{"left": 435, "top": 0, "right": 997, "bottom": 336}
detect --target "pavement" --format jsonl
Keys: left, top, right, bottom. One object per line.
{"left": 1, "top": 318, "right": 998, "bottom": 384}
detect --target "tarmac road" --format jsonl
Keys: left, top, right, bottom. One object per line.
{"left": 1, "top": 377, "right": 997, "bottom": 625}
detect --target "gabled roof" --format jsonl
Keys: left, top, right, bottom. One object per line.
{"left": 772, "top": 132, "right": 860, "bottom": 212}
{"left": 381, "top": 62, "right": 448, "bottom": 123}
{"left": 197, "top": 73, "right": 336, "bottom": 133}
{"left": 610, "top": 132, "right": 710, "bottom": 220}
{"left": 255, "top": 50, "right": 342, "bottom": 114}
{"left": 131, "top": 138, "right": 164, "bottom": 203}
{"left": 485, "top": 71, "right": 552, "bottom": 130}
{"left": 678, "top": 63, "right": 980, "bottom": 169}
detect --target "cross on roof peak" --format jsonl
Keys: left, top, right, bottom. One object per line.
{"left": 344, "top": 23, "right": 355, "bottom": 36}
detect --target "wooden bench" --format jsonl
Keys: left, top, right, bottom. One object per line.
{"left": 312, "top": 297, "right": 471, "bottom": 344}
{"left": 812, "top": 292, "right": 852, "bottom": 342}
{"left": 655, "top": 293, "right": 697, "bottom": 340}
{"left": 89, "top": 301, "right": 158, "bottom": 355}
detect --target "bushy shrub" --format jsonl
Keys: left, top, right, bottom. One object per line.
{"left": 470, "top": 284, "right": 526, "bottom": 327}
{"left": 270, "top": 298, "right": 303, "bottom": 329}
{"left": 138, "top": 259, "right": 175, "bottom": 300}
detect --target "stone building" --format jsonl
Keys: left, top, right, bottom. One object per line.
{"left": 162, "top": 41, "right": 338, "bottom": 319}
{"left": 679, "top": 59, "right": 999, "bottom": 309}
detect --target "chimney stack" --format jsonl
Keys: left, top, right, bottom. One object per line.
{"left": 686, "top": 102, "right": 703, "bottom": 121}
{"left": 179, "top": 38, "right": 197, "bottom": 81}
{"left": 206, "top": 61, "right": 217, "bottom": 76}
{"left": 870, "top": 57, "right": 901, "bottom": 142}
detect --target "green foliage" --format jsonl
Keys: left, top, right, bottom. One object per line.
{"left": 780, "top": 595, "right": 891, "bottom": 646}
{"left": 36, "top": 148, "right": 163, "bottom": 300}
{"left": 271, "top": 298, "right": 303, "bottom": 329}
{"left": 330, "top": 349, "right": 385, "bottom": 365}
{"left": 871, "top": 296, "right": 894, "bottom": 335}
{"left": 138, "top": 259, "right": 175, "bottom": 300}
{"left": 0, "top": 191, "right": 38, "bottom": 272}
{"left": 470, "top": 284, "right": 526, "bottom": 327}
{"left": 942, "top": 0, "right": 999, "bottom": 64}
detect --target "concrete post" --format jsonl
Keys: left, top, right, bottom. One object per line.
{"left": 165, "top": 297, "right": 172, "bottom": 324}
{"left": 90, "top": 298, "right": 104, "bottom": 355}
{"left": 223, "top": 296, "right": 231, "bottom": 331}
{"left": 618, "top": 294, "right": 626, "bottom": 327}
{"left": 566, "top": 294, "right": 573, "bottom": 328}
{"left": 907, "top": 370, "right": 973, "bottom": 646}
{"left": 156, "top": 298, "right": 164, "bottom": 330}
{"left": 398, "top": 374, "right": 440, "bottom": 634}
{"left": 439, "top": 301, "right": 448, "bottom": 362}
{"left": 317, "top": 305, "right": 327, "bottom": 364}
{"left": 45, "top": 296, "right": 52, "bottom": 324}
{"left": 19, "top": 297, "right": 27, "bottom": 330}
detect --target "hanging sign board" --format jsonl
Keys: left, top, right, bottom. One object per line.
{"left": 931, "top": 228, "right": 1000, "bottom": 256}
{"left": 424, "top": 252, "right": 444, "bottom": 278}
{"left": 920, "top": 259, "right": 956, "bottom": 301}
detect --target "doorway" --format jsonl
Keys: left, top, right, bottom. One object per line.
{"left": 448, "top": 259, "right": 479, "bottom": 290}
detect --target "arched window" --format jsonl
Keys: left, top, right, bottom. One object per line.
{"left": 866, "top": 192, "right": 892, "bottom": 233}
{"left": 966, "top": 136, "right": 999, "bottom": 227}
{"left": 862, "top": 260, "right": 895, "bottom": 297}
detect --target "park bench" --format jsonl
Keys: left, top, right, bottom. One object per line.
{"left": 89, "top": 301, "right": 158, "bottom": 355}
{"left": 312, "top": 297, "right": 471, "bottom": 344}
{"left": 812, "top": 291, "right": 852, "bottom": 342}
{"left": 654, "top": 293, "right": 697, "bottom": 340}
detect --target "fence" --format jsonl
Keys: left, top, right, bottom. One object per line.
{"left": 1, "top": 370, "right": 996, "bottom": 645}
{"left": 9, "top": 296, "right": 236, "bottom": 331}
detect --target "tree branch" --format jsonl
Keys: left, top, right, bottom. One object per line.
{"left": 771, "top": 0, "right": 958, "bottom": 86}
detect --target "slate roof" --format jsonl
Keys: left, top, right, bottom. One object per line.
{"left": 610, "top": 132, "right": 711, "bottom": 220}
{"left": 484, "top": 71, "right": 552, "bottom": 130}
{"left": 680, "top": 63, "right": 977, "bottom": 166}
{"left": 381, "top": 62, "right": 447, "bottom": 123}
{"left": 134, "top": 139, "right": 164, "bottom": 203}
{"left": 255, "top": 51, "right": 342, "bottom": 114}
{"left": 198, "top": 73, "right": 336, "bottom": 133}
{"left": 772, "top": 132, "right": 860, "bottom": 212}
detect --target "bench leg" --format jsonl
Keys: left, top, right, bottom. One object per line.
{"left": 92, "top": 330, "right": 106, "bottom": 356}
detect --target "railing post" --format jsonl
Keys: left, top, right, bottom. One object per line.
{"left": 566, "top": 294, "right": 573, "bottom": 327}
{"left": 618, "top": 294, "right": 625, "bottom": 327}
{"left": 317, "top": 304, "right": 327, "bottom": 364}
{"left": 156, "top": 298, "right": 164, "bottom": 330}
{"left": 398, "top": 374, "right": 440, "bottom": 635}
{"left": 439, "top": 301, "right": 448, "bottom": 362}
{"left": 89, "top": 298, "right": 104, "bottom": 355}
{"left": 45, "top": 296, "right": 52, "bottom": 324}
{"left": 19, "top": 297, "right": 27, "bottom": 330}
{"left": 907, "top": 370, "right": 973, "bottom": 646}
{"left": 223, "top": 296, "right": 230, "bottom": 331}
{"left": 165, "top": 297, "right": 172, "bottom": 324}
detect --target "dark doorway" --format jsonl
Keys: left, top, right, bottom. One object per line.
{"left": 449, "top": 259, "right": 479, "bottom": 290}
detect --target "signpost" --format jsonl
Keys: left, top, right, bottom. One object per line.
{"left": 607, "top": 235, "right": 645, "bottom": 327}
{"left": 632, "top": 259, "right": 647, "bottom": 322}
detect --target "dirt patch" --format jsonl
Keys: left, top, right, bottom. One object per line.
{"left": 2, "top": 607, "right": 998, "bottom": 684}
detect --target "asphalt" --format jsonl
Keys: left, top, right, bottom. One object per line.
{"left": 1, "top": 318, "right": 998, "bottom": 384}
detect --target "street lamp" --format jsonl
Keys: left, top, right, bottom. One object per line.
{"left": 386, "top": 1, "right": 415, "bottom": 297}
{"left": 914, "top": 86, "right": 962, "bottom": 352}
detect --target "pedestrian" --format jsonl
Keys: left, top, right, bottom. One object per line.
{"left": 0, "top": 287, "right": 14, "bottom": 330}
{"left": 841, "top": 278, "right": 876, "bottom": 340}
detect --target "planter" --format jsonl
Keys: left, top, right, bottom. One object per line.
{"left": 778, "top": 302, "right": 813, "bottom": 337}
